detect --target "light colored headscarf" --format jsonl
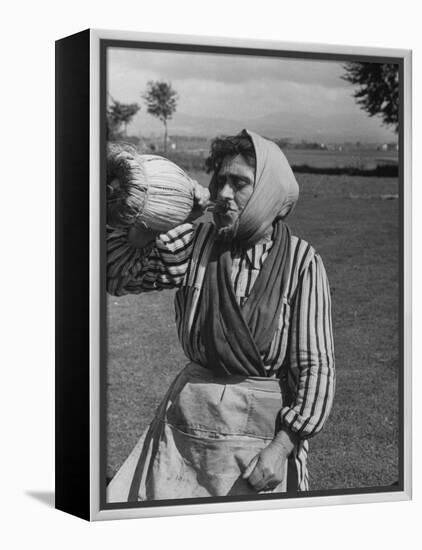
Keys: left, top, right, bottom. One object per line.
{"left": 212, "top": 129, "right": 299, "bottom": 247}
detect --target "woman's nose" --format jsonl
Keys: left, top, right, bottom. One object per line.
{"left": 217, "top": 182, "right": 234, "bottom": 201}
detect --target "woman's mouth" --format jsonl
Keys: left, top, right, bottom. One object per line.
{"left": 211, "top": 206, "right": 238, "bottom": 229}
{"left": 209, "top": 201, "right": 236, "bottom": 214}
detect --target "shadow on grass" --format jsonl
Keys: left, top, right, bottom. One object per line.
{"left": 26, "top": 491, "right": 55, "bottom": 508}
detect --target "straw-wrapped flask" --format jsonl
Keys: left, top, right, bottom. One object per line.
{"left": 107, "top": 143, "right": 195, "bottom": 233}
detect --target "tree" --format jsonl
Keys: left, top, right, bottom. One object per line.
{"left": 143, "top": 81, "right": 178, "bottom": 152}
{"left": 342, "top": 62, "right": 399, "bottom": 132}
{"left": 107, "top": 97, "right": 140, "bottom": 138}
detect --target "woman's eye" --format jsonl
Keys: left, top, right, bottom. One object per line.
{"left": 235, "top": 179, "right": 247, "bottom": 189}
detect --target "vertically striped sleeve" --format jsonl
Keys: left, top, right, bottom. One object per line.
{"left": 280, "top": 252, "right": 335, "bottom": 438}
{"left": 106, "top": 223, "right": 195, "bottom": 296}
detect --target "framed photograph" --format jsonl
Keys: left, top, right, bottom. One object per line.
{"left": 55, "top": 28, "right": 412, "bottom": 521}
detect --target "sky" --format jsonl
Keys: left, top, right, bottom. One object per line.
{"left": 107, "top": 47, "right": 397, "bottom": 144}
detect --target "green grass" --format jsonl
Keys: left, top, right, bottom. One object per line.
{"left": 106, "top": 171, "right": 400, "bottom": 491}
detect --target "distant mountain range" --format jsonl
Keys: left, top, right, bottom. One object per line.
{"left": 130, "top": 109, "right": 397, "bottom": 144}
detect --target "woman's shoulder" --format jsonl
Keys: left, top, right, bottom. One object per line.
{"left": 283, "top": 234, "right": 320, "bottom": 302}
{"left": 289, "top": 233, "right": 318, "bottom": 273}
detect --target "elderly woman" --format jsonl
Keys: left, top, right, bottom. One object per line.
{"left": 106, "top": 130, "right": 335, "bottom": 502}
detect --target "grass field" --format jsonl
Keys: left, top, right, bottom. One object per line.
{"left": 283, "top": 147, "right": 398, "bottom": 169}
{"left": 106, "top": 170, "right": 400, "bottom": 491}
{"left": 146, "top": 146, "right": 399, "bottom": 176}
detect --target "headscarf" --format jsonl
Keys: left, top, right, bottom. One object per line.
{"left": 188, "top": 130, "right": 300, "bottom": 377}
{"left": 209, "top": 129, "right": 299, "bottom": 247}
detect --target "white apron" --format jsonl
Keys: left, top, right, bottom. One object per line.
{"left": 107, "top": 362, "right": 297, "bottom": 502}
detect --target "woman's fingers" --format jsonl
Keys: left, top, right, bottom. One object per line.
{"left": 249, "top": 470, "right": 279, "bottom": 492}
{"left": 187, "top": 183, "right": 212, "bottom": 221}
{"left": 192, "top": 180, "right": 211, "bottom": 209}
{"left": 242, "top": 455, "right": 259, "bottom": 479}
{"left": 243, "top": 456, "right": 274, "bottom": 492}
{"left": 247, "top": 464, "right": 267, "bottom": 490}
{"left": 242, "top": 446, "right": 286, "bottom": 492}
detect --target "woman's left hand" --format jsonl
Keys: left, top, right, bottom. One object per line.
{"left": 242, "top": 440, "right": 290, "bottom": 492}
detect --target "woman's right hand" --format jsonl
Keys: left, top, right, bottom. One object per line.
{"left": 187, "top": 180, "right": 211, "bottom": 221}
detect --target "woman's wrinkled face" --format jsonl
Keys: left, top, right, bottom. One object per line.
{"left": 213, "top": 154, "right": 255, "bottom": 229}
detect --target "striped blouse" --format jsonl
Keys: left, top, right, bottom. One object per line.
{"left": 107, "top": 222, "right": 335, "bottom": 490}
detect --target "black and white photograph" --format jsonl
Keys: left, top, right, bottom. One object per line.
{"left": 102, "top": 38, "right": 405, "bottom": 508}
{"left": 3, "top": 0, "right": 421, "bottom": 542}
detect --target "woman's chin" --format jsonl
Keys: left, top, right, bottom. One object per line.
{"left": 213, "top": 211, "right": 237, "bottom": 229}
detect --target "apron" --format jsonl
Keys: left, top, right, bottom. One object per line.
{"left": 107, "top": 362, "right": 297, "bottom": 502}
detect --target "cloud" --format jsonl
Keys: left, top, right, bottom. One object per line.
{"left": 107, "top": 46, "right": 396, "bottom": 142}
{"left": 108, "top": 47, "right": 350, "bottom": 88}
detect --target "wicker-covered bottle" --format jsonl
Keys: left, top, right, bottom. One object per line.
{"left": 107, "top": 143, "right": 195, "bottom": 233}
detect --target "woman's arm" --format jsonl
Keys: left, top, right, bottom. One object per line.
{"left": 107, "top": 180, "right": 210, "bottom": 296}
{"left": 106, "top": 223, "right": 195, "bottom": 296}
{"left": 280, "top": 253, "right": 336, "bottom": 438}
